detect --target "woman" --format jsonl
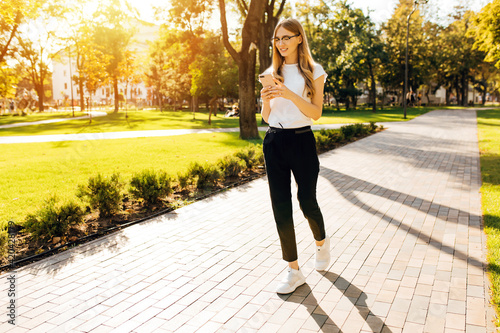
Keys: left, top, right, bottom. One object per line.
{"left": 260, "top": 18, "right": 330, "bottom": 294}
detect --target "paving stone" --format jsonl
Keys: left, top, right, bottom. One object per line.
{"left": 0, "top": 110, "right": 494, "bottom": 332}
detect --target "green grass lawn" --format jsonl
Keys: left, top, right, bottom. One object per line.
{"left": 477, "top": 109, "right": 500, "bottom": 325}
{"left": 0, "top": 109, "right": 245, "bottom": 136}
{"left": 0, "top": 111, "right": 88, "bottom": 126}
{"left": 0, "top": 132, "right": 264, "bottom": 228}
{"left": 0, "top": 106, "right": 468, "bottom": 137}
{"left": 319, "top": 105, "right": 438, "bottom": 123}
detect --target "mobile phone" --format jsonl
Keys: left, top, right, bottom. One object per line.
{"left": 259, "top": 74, "right": 276, "bottom": 87}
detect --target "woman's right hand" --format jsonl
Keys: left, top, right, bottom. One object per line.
{"left": 261, "top": 86, "right": 275, "bottom": 103}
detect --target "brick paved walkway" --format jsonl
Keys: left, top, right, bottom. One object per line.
{"left": 1, "top": 109, "right": 495, "bottom": 332}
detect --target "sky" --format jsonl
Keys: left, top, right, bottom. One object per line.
{"left": 128, "top": 0, "right": 491, "bottom": 26}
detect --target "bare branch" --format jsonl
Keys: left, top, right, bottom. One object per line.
{"left": 236, "top": 0, "right": 249, "bottom": 17}
{"left": 0, "top": 11, "right": 22, "bottom": 64}
{"left": 276, "top": 0, "right": 286, "bottom": 17}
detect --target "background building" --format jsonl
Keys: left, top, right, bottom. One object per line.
{"left": 51, "top": 20, "right": 159, "bottom": 109}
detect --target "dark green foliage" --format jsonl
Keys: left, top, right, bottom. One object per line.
{"left": 77, "top": 173, "right": 124, "bottom": 218}
{"left": 369, "top": 121, "right": 378, "bottom": 132}
{"left": 24, "top": 196, "right": 84, "bottom": 241}
{"left": 235, "top": 145, "right": 263, "bottom": 169}
{"left": 177, "top": 171, "right": 191, "bottom": 190}
{"left": 353, "top": 123, "right": 369, "bottom": 136}
{"left": 0, "top": 229, "right": 7, "bottom": 258}
{"left": 129, "top": 169, "right": 173, "bottom": 205}
{"left": 340, "top": 124, "right": 356, "bottom": 140}
{"left": 188, "top": 162, "right": 222, "bottom": 189}
{"left": 315, "top": 123, "right": 378, "bottom": 152}
{"left": 218, "top": 155, "right": 245, "bottom": 178}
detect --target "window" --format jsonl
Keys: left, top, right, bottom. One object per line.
{"left": 64, "top": 83, "right": 67, "bottom": 89}
{"left": 63, "top": 70, "right": 66, "bottom": 77}
{"left": 138, "top": 88, "right": 142, "bottom": 95}
{"left": 102, "top": 89, "right": 104, "bottom": 95}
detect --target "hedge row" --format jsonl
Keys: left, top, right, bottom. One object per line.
{"left": 12, "top": 145, "right": 264, "bottom": 244}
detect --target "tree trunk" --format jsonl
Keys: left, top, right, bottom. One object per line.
{"left": 461, "top": 71, "right": 468, "bottom": 107}
{"left": 368, "top": 62, "right": 376, "bottom": 112}
{"left": 113, "top": 77, "right": 119, "bottom": 113}
{"left": 258, "top": 1, "right": 285, "bottom": 73}
{"left": 79, "top": 79, "right": 85, "bottom": 113}
{"left": 381, "top": 89, "right": 385, "bottom": 109}
{"left": 0, "top": 12, "right": 21, "bottom": 64}
{"left": 37, "top": 84, "right": 45, "bottom": 112}
{"left": 425, "top": 87, "right": 430, "bottom": 106}
{"left": 193, "top": 96, "right": 199, "bottom": 113}
{"left": 445, "top": 88, "right": 450, "bottom": 105}
{"left": 209, "top": 96, "right": 217, "bottom": 125}
{"left": 239, "top": 52, "right": 259, "bottom": 139}
{"left": 219, "top": 0, "right": 266, "bottom": 140}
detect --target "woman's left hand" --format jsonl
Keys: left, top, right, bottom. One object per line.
{"left": 268, "top": 78, "right": 293, "bottom": 100}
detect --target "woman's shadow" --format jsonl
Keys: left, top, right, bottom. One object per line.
{"left": 279, "top": 272, "right": 390, "bottom": 332}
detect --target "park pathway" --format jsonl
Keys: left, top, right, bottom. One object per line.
{"left": 0, "top": 109, "right": 495, "bottom": 332}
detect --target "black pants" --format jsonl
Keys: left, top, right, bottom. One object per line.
{"left": 263, "top": 126, "right": 326, "bottom": 262}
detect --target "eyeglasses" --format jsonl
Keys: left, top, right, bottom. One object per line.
{"left": 271, "top": 34, "right": 300, "bottom": 44}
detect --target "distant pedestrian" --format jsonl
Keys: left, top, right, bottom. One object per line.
{"left": 260, "top": 18, "right": 330, "bottom": 294}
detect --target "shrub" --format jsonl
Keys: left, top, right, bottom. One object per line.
{"left": 340, "top": 124, "right": 356, "bottom": 140}
{"left": 188, "top": 162, "right": 222, "bottom": 189}
{"left": 77, "top": 173, "right": 124, "bottom": 218}
{"left": 129, "top": 169, "right": 173, "bottom": 205}
{"left": 369, "top": 121, "right": 378, "bottom": 133}
{"left": 353, "top": 123, "right": 369, "bottom": 136}
{"left": 315, "top": 133, "right": 330, "bottom": 152}
{"left": 177, "top": 171, "right": 191, "bottom": 190}
{"left": 24, "top": 196, "right": 84, "bottom": 241}
{"left": 218, "top": 155, "right": 245, "bottom": 178}
{"left": 253, "top": 147, "right": 264, "bottom": 166}
{"left": 236, "top": 145, "right": 264, "bottom": 169}
{"left": 0, "top": 229, "right": 8, "bottom": 258}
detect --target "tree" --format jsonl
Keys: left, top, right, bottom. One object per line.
{"left": 297, "top": 1, "right": 380, "bottom": 110}
{"left": 0, "top": 0, "right": 41, "bottom": 64}
{"left": 440, "top": 8, "right": 484, "bottom": 106}
{"left": 0, "top": 63, "right": 20, "bottom": 99}
{"left": 381, "top": 0, "right": 427, "bottom": 104}
{"left": 145, "top": 39, "right": 168, "bottom": 110}
{"left": 15, "top": 0, "right": 67, "bottom": 112}
{"left": 472, "top": 0, "right": 500, "bottom": 69}
{"left": 92, "top": 0, "right": 134, "bottom": 113}
{"left": 219, "top": 0, "right": 267, "bottom": 139}
{"left": 190, "top": 33, "right": 238, "bottom": 123}
{"left": 257, "top": 0, "right": 287, "bottom": 72}
{"left": 167, "top": 0, "right": 211, "bottom": 112}
{"left": 145, "top": 27, "right": 192, "bottom": 111}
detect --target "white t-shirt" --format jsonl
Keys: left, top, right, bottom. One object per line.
{"left": 263, "top": 63, "right": 327, "bottom": 129}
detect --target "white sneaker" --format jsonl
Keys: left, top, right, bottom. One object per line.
{"left": 315, "top": 235, "right": 331, "bottom": 271}
{"left": 276, "top": 267, "right": 306, "bottom": 294}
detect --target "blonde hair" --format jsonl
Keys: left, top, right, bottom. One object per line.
{"left": 271, "top": 18, "right": 316, "bottom": 98}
